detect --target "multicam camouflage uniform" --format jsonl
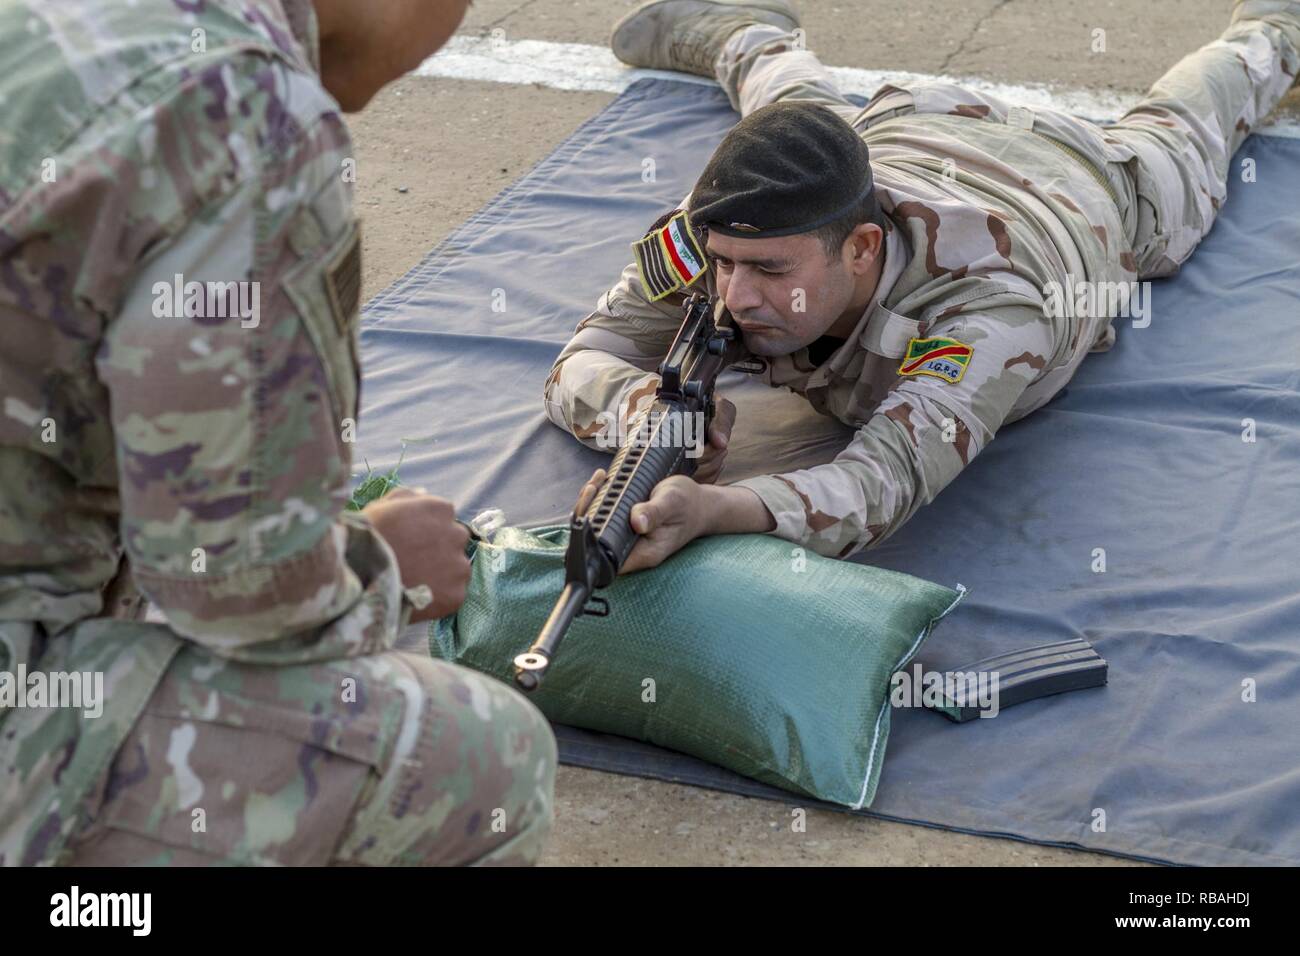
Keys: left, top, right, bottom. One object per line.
{"left": 0, "top": 0, "right": 555, "bottom": 865}
{"left": 546, "top": 1, "right": 1300, "bottom": 559}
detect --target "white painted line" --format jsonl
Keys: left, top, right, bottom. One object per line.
{"left": 416, "top": 36, "right": 707, "bottom": 92}
{"left": 416, "top": 35, "right": 1300, "bottom": 138}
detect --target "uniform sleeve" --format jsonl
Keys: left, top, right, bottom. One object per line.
{"left": 543, "top": 257, "right": 689, "bottom": 450}
{"left": 731, "top": 302, "right": 1056, "bottom": 558}
{"left": 96, "top": 103, "right": 405, "bottom": 656}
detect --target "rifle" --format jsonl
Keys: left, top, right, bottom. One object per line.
{"left": 512, "top": 292, "right": 738, "bottom": 691}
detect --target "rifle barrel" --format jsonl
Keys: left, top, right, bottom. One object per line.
{"left": 513, "top": 580, "right": 590, "bottom": 690}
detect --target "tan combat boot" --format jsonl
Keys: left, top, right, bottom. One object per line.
{"left": 611, "top": 0, "right": 801, "bottom": 77}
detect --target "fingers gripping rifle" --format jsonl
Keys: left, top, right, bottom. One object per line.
{"left": 513, "top": 293, "right": 737, "bottom": 691}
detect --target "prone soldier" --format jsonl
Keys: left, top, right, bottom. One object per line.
{"left": 546, "top": 0, "right": 1300, "bottom": 570}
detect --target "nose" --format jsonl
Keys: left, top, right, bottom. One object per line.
{"left": 722, "top": 266, "right": 764, "bottom": 316}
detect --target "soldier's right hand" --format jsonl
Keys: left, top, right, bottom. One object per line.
{"left": 363, "top": 488, "right": 472, "bottom": 622}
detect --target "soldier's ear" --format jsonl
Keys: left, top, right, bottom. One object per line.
{"left": 848, "top": 223, "right": 884, "bottom": 273}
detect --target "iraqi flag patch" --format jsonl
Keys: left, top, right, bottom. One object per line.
{"left": 897, "top": 336, "right": 974, "bottom": 383}
{"left": 632, "top": 211, "right": 708, "bottom": 301}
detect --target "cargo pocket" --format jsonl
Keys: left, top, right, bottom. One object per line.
{"left": 1108, "top": 125, "right": 1202, "bottom": 278}
{"left": 283, "top": 215, "right": 363, "bottom": 433}
{"left": 860, "top": 301, "right": 923, "bottom": 360}
{"left": 71, "top": 650, "right": 408, "bottom": 865}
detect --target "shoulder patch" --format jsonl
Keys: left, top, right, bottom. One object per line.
{"left": 632, "top": 211, "right": 708, "bottom": 301}
{"left": 897, "top": 336, "right": 973, "bottom": 383}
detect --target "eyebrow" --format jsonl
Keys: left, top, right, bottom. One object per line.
{"left": 705, "top": 245, "right": 792, "bottom": 270}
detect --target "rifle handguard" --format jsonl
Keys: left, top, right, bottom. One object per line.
{"left": 512, "top": 293, "right": 734, "bottom": 690}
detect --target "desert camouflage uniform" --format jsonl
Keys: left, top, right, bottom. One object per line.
{"left": 0, "top": 0, "right": 555, "bottom": 865}
{"left": 546, "top": 1, "right": 1300, "bottom": 559}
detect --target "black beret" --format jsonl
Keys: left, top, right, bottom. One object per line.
{"left": 687, "top": 102, "right": 878, "bottom": 239}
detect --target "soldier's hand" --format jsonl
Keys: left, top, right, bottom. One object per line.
{"left": 574, "top": 468, "right": 608, "bottom": 516}
{"left": 621, "top": 475, "right": 708, "bottom": 574}
{"left": 363, "top": 488, "right": 471, "bottom": 622}
{"left": 692, "top": 395, "right": 736, "bottom": 485}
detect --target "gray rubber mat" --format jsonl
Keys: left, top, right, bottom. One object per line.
{"left": 363, "top": 78, "right": 1300, "bottom": 866}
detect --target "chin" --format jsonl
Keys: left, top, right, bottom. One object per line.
{"left": 334, "top": 85, "right": 377, "bottom": 113}
{"left": 320, "top": 62, "right": 380, "bottom": 113}
{"left": 740, "top": 332, "right": 794, "bottom": 358}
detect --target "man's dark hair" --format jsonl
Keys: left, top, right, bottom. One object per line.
{"left": 811, "top": 192, "right": 887, "bottom": 260}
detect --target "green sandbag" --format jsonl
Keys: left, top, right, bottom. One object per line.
{"left": 430, "top": 524, "right": 964, "bottom": 808}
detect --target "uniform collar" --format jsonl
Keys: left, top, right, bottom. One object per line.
{"left": 805, "top": 221, "right": 910, "bottom": 384}
{"left": 275, "top": 0, "right": 322, "bottom": 74}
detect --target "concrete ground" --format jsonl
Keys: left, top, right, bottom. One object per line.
{"left": 346, "top": 1, "right": 1298, "bottom": 865}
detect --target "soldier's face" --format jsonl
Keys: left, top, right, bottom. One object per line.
{"left": 706, "top": 229, "right": 870, "bottom": 357}
{"left": 316, "top": 0, "right": 472, "bottom": 111}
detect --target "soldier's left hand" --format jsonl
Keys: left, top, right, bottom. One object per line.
{"left": 363, "top": 488, "right": 472, "bottom": 622}
{"left": 621, "top": 475, "right": 709, "bottom": 574}
{"left": 692, "top": 395, "right": 736, "bottom": 484}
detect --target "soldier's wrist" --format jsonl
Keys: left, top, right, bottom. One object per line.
{"left": 699, "top": 483, "right": 776, "bottom": 537}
